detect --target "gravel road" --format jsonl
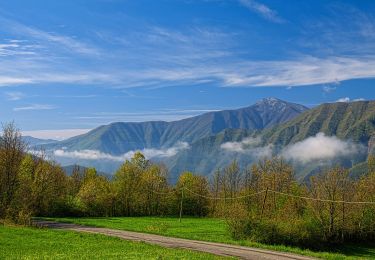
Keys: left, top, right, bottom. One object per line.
{"left": 34, "top": 220, "right": 316, "bottom": 260}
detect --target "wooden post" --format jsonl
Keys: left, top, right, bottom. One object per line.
{"left": 261, "top": 187, "right": 269, "bottom": 220}
{"left": 342, "top": 193, "right": 345, "bottom": 242}
{"left": 179, "top": 188, "right": 184, "bottom": 223}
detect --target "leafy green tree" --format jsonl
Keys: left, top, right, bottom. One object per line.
{"left": 176, "top": 172, "right": 209, "bottom": 216}
{"left": 0, "top": 122, "right": 26, "bottom": 219}
{"left": 10, "top": 154, "right": 36, "bottom": 223}
{"left": 368, "top": 155, "right": 375, "bottom": 173}
{"left": 78, "top": 168, "right": 114, "bottom": 216}
{"left": 114, "top": 154, "right": 145, "bottom": 216}
{"left": 139, "top": 164, "right": 169, "bottom": 215}
{"left": 32, "top": 160, "right": 68, "bottom": 216}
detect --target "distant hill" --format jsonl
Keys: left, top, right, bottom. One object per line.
{"left": 167, "top": 128, "right": 254, "bottom": 178}
{"left": 46, "top": 98, "right": 308, "bottom": 155}
{"left": 22, "top": 136, "right": 57, "bottom": 146}
{"left": 262, "top": 100, "right": 375, "bottom": 146}
{"left": 167, "top": 100, "right": 375, "bottom": 180}
{"left": 40, "top": 99, "right": 375, "bottom": 181}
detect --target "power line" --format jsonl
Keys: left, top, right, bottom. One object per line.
{"left": 150, "top": 189, "right": 176, "bottom": 195}
{"left": 268, "top": 189, "right": 375, "bottom": 205}
{"left": 184, "top": 187, "right": 266, "bottom": 200}
{"left": 149, "top": 187, "right": 375, "bottom": 205}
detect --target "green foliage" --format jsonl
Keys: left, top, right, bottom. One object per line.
{"left": 49, "top": 216, "right": 375, "bottom": 259}
{"left": 77, "top": 168, "right": 114, "bottom": 216}
{"left": 264, "top": 101, "right": 375, "bottom": 146}
{"left": 176, "top": 172, "right": 210, "bottom": 216}
{"left": 113, "top": 153, "right": 171, "bottom": 216}
{"left": 2, "top": 122, "right": 375, "bottom": 255}
{"left": 0, "top": 225, "right": 223, "bottom": 260}
{"left": 171, "top": 100, "right": 375, "bottom": 180}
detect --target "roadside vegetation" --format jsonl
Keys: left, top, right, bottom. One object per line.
{"left": 46, "top": 216, "right": 375, "bottom": 259}
{"left": 1, "top": 122, "right": 375, "bottom": 258}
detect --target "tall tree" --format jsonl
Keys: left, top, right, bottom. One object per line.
{"left": 176, "top": 172, "right": 209, "bottom": 216}
{"left": 0, "top": 122, "right": 26, "bottom": 218}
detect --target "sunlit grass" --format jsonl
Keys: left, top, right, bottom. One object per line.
{"left": 49, "top": 216, "right": 375, "bottom": 260}
{"left": 0, "top": 224, "right": 228, "bottom": 259}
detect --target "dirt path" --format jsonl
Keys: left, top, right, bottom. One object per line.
{"left": 34, "top": 220, "right": 316, "bottom": 260}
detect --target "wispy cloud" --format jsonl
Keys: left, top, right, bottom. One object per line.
{"left": 14, "top": 104, "right": 57, "bottom": 111}
{"left": 221, "top": 56, "right": 375, "bottom": 87}
{"left": 22, "top": 128, "right": 91, "bottom": 140}
{"left": 5, "top": 91, "right": 24, "bottom": 100}
{"left": 322, "top": 85, "right": 338, "bottom": 94}
{"left": 238, "top": 0, "right": 285, "bottom": 23}
{"left": 0, "top": 9, "right": 374, "bottom": 90}
{"left": 336, "top": 97, "right": 365, "bottom": 103}
{"left": 0, "top": 17, "right": 100, "bottom": 56}
{"left": 221, "top": 137, "right": 273, "bottom": 158}
{"left": 53, "top": 141, "right": 190, "bottom": 161}
{"left": 71, "top": 108, "right": 222, "bottom": 123}
{"left": 221, "top": 137, "right": 261, "bottom": 152}
{"left": 0, "top": 39, "right": 37, "bottom": 56}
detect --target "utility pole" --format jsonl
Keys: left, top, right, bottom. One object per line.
{"left": 179, "top": 187, "right": 184, "bottom": 223}
{"left": 261, "top": 187, "right": 269, "bottom": 220}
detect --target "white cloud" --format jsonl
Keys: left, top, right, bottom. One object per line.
{"left": 53, "top": 142, "right": 190, "bottom": 161}
{"left": 221, "top": 137, "right": 262, "bottom": 152}
{"left": 0, "top": 17, "right": 100, "bottom": 56}
{"left": 0, "top": 15, "right": 374, "bottom": 89}
{"left": 22, "top": 129, "right": 91, "bottom": 141}
{"left": 238, "top": 0, "right": 285, "bottom": 23}
{"left": 282, "top": 133, "right": 363, "bottom": 163}
{"left": 0, "top": 40, "right": 37, "bottom": 57}
{"left": 73, "top": 108, "right": 222, "bottom": 123}
{"left": 141, "top": 142, "right": 190, "bottom": 158}
{"left": 221, "top": 56, "right": 375, "bottom": 87}
{"left": 5, "top": 91, "right": 24, "bottom": 101}
{"left": 13, "top": 104, "right": 57, "bottom": 111}
{"left": 54, "top": 149, "right": 124, "bottom": 161}
{"left": 322, "top": 85, "right": 337, "bottom": 93}
{"left": 221, "top": 137, "right": 273, "bottom": 158}
{"left": 336, "top": 97, "right": 365, "bottom": 103}
{"left": 336, "top": 97, "right": 351, "bottom": 103}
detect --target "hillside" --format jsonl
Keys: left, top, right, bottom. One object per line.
{"left": 168, "top": 101, "right": 375, "bottom": 179}
{"left": 46, "top": 98, "right": 307, "bottom": 155}
{"left": 22, "top": 136, "right": 57, "bottom": 146}
{"left": 167, "top": 129, "right": 254, "bottom": 179}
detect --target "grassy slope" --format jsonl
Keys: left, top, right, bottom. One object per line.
{"left": 0, "top": 224, "right": 227, "bottom": 260}
{"left": 49, "top": 217, "right": 375, "bottom": 260}
{"left": 263, "top": 101, "right": 375, "bottom": 146}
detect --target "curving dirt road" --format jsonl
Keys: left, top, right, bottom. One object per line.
{"left": 34, "top": 220, "right": 316, "bottom": 260}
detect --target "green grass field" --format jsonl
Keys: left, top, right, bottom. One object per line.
{"left": 0, "top": 224, "right": 228, "bottom": 259}
{"left": 48, "top": 216, "right": 375, "bottom": 260}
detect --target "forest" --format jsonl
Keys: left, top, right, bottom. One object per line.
{"left": 1, "top": 122, "right": 375, "bottom": 249}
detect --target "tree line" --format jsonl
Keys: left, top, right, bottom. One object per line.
{"left": 1, "top": 123, "right": 375, "bottom": 248}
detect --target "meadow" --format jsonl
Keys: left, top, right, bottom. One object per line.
{"left": 0, "top": 223, "right": 228, "bottom": 260}
{"left": 48, "top": 216, "right": 375, "bottom": 260}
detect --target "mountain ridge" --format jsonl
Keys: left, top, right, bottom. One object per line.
{"left": 167, "top": 100, "right": 375, "bottom": 180}
{"left": 46, "top": 98, "right": 308, "bottom": 154}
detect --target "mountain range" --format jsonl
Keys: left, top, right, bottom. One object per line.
{"left": 22, "top": 136, "right": 57, "bottom": 146}
{"left": 33, "top": 98, "right": 375, "bottom": 181}
{"left": 46, "top": 98, "right": 307, "bottom": 154}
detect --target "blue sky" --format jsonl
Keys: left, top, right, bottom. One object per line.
{"left": 0, "top": 0, "right": 374, "bottom": 139}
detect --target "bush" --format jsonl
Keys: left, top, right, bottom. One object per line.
{"left": 225, "top": 203, "right": 252, "bottom": 240}
{"left": 226, "top": 203, "right": 326, "bottom": 248}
